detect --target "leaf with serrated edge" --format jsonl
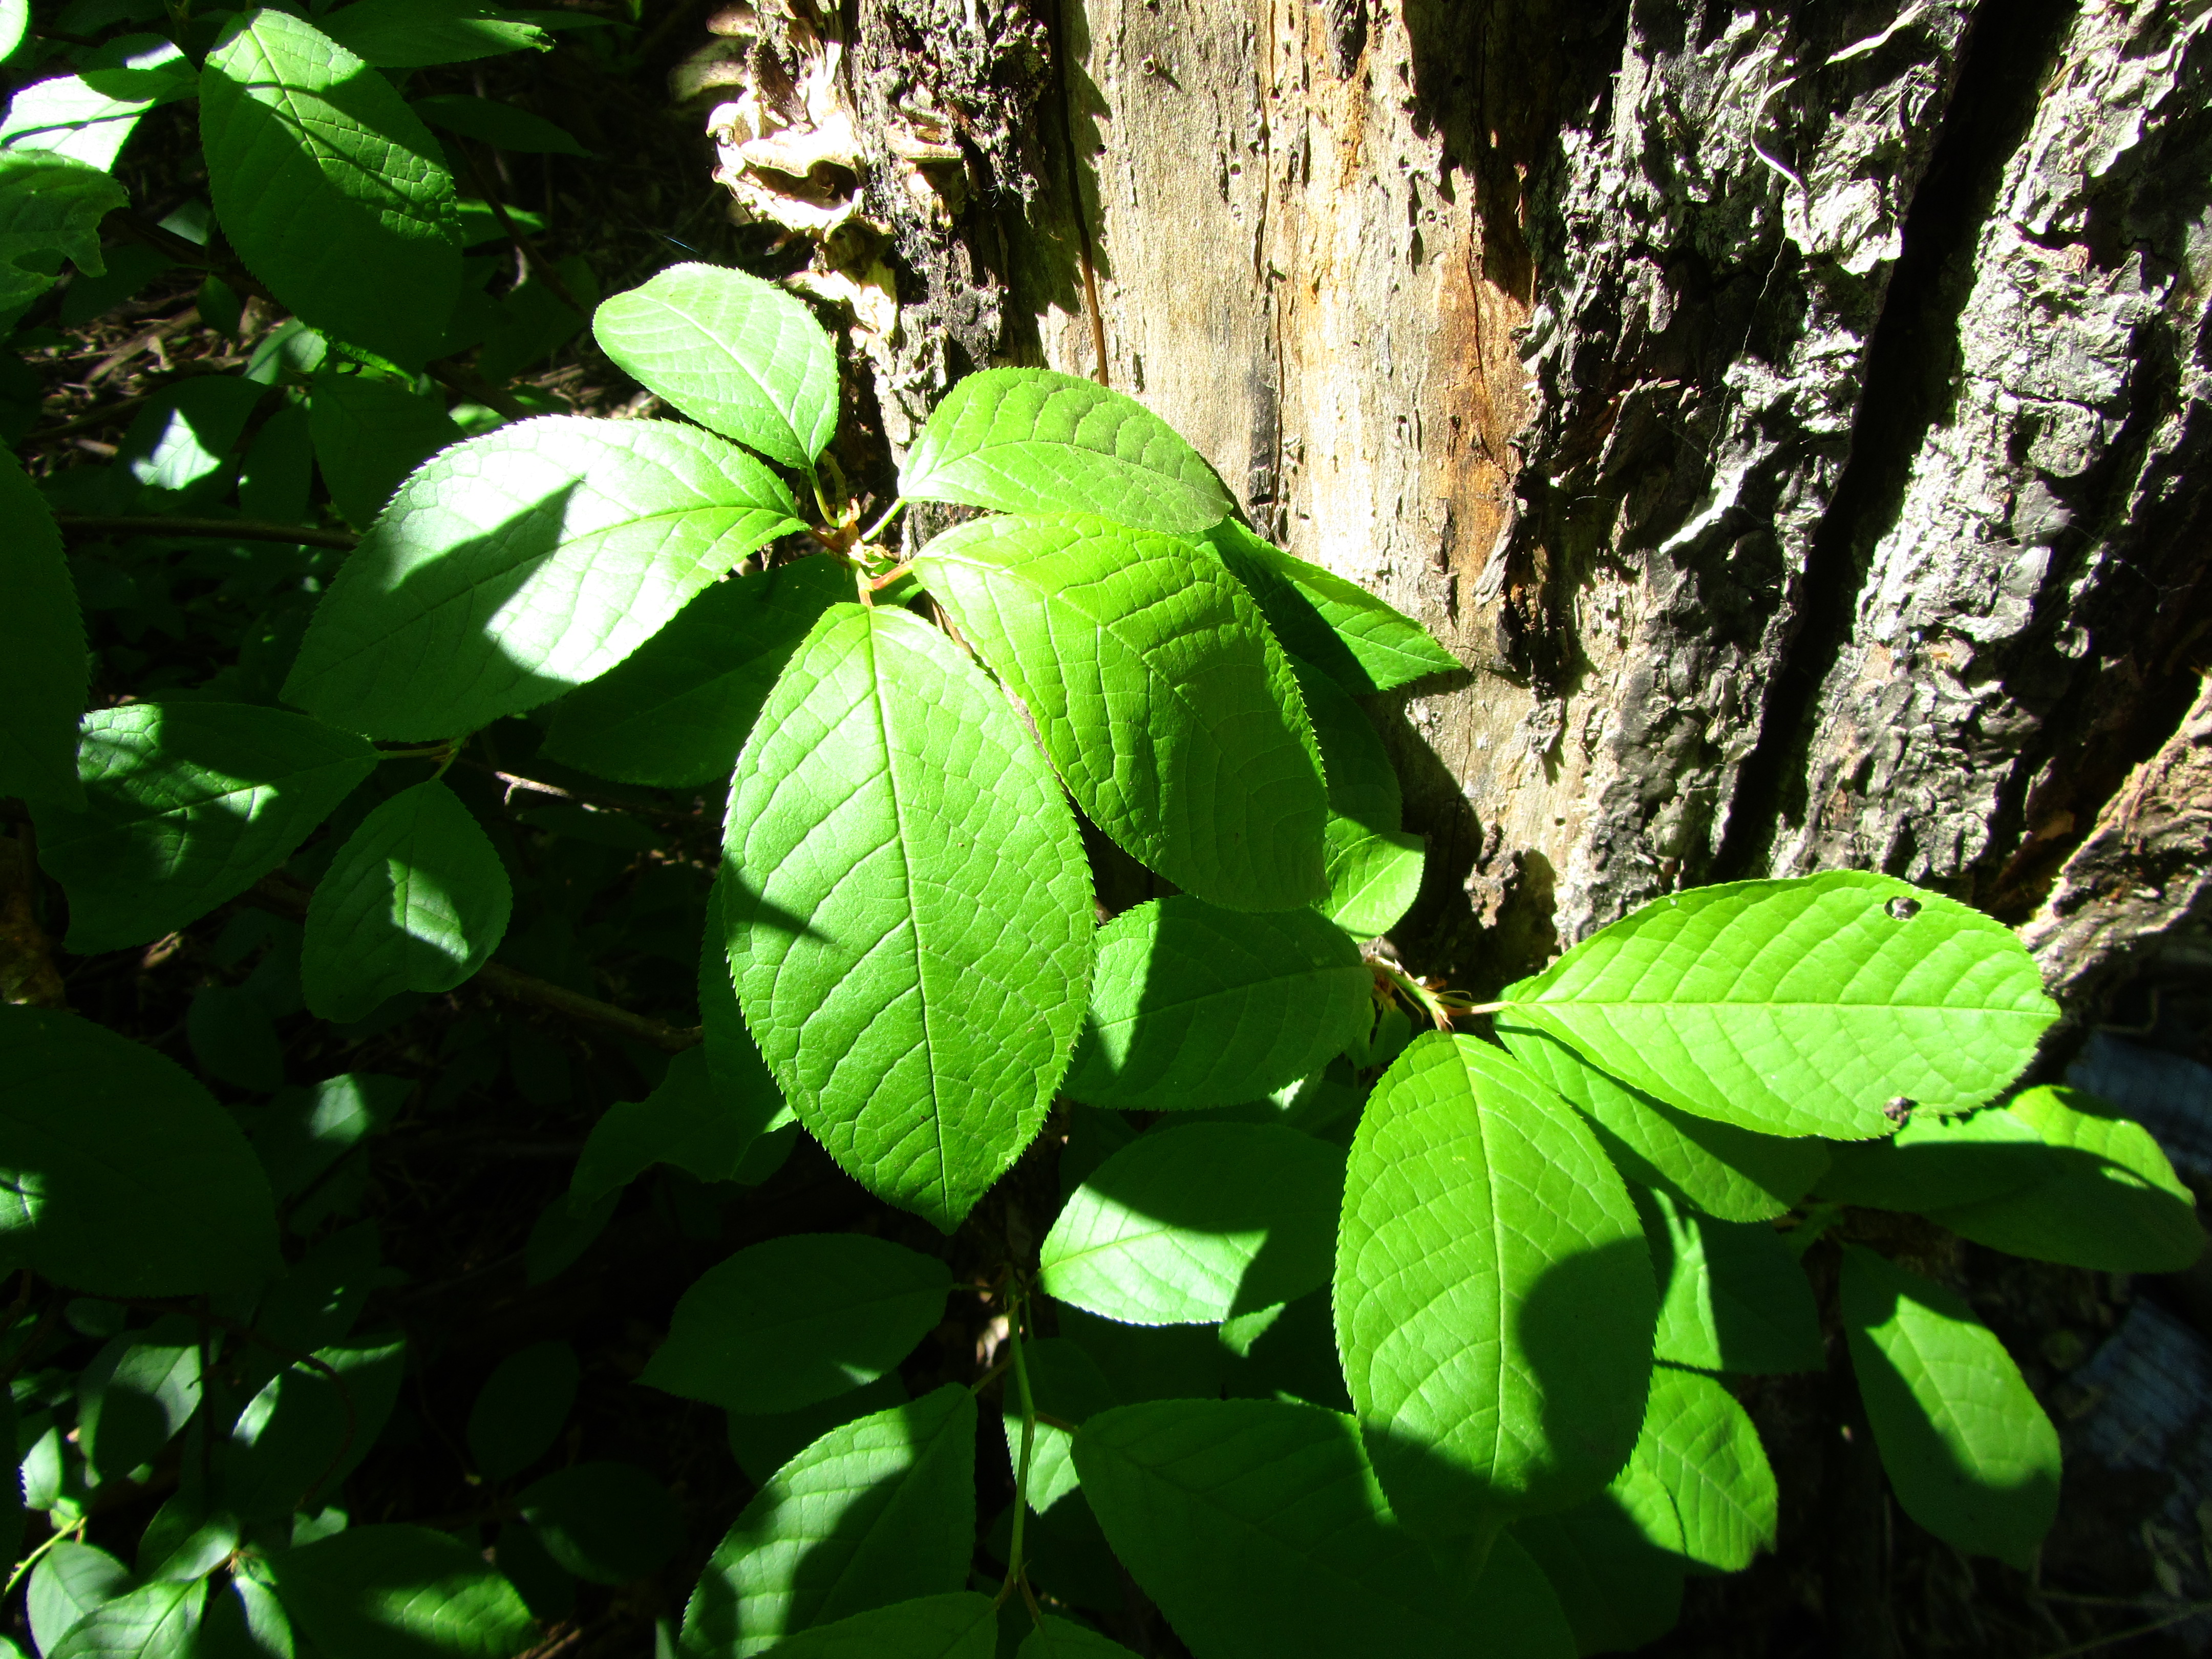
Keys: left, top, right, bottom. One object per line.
{"left": 1289, "top": 655, "right": 1424, "bottom": 935}
{"left": 0, "top": 1030, "right": 260, "bottom": 1295}
{"left": 1842, "top": 1246, "right": 2059, "bottom": 1565}
{"left": 284, "top": 417, "right": 804, "bottom": 740}
{"left": 571, "top": 1046, "right": 775, "bottom": 1206}
{"left": 1001, "top": 1338, "right": 1116, "bottom": 1514}
{"left": 1335, "top": 1033, "right": 1654, "bottom": 1541}
{"left": 1638, "top": 1188, "right": 1823, "bottom": 1375}
{"left": 685, "top": 1386, "right": 976, "bottom": 1657}
{"left": 1515, "top": 1494, "right": 1684, "bottom": 1657}
{"left": 264, "top": 1524, "right": 537, "bottom": 1659}
{"left": 641, "top": 1232, "right": 950, "bottom": 1415}
{"left": 1206, "top": 520, "right": 1458, "bottom": 693}
{"left": 200, "top": 10, "right": 462, "bottom": 369}
{"left": 49, "top": 1578, "right": 202, "bottom": 1659}
{"left": 900, "top": 368, "right": 1232, "bottom": 533}
{"left": 750, "top": 1594, "right": 999, "bottom": 1659}
{"left": 28, "top": 1544, "right": 132, "bottom": 1657}
{"left": 1041, "top": 1123, "right": 1344, "bottom": 1325}
{"left": 1500, "top": 1021, "right": 1828, "bottom": 1223}
{"left": 915, "top": 513, "right": 1325, "bottom": 910}
{"left": 1496, "top": 873, "right": 2058, "bottom": 1140}
{"left": 309, "top": 371, "right": 464, "bottom": 530}
{"left": 1614, "top": 1365, "right": 1777, "bottom": 1573}
{"left": 1923, "top": 1087, "right": 2206, "bottom": 1271}
{"left": 1813, "top": 1101, "right": 2045, "bottom": 1213}
{"left": 723, "top": 605, "right": 1092, "bottom": 1231}
{"left": 0, "top": 151, "right": 126, "bottom": 307}
{"left": 313, "top": 0, "right": 549, "bottom": 69}
{"left": 1062, "top": 897, "right": 1370, "bottom": 1109}
{"left": 1072, "top": 1397, "right": 1575, "bottom": 1659}
{"left": 545, "top": 555, "right": 846, "bottom": 788}
{"left": 1018, "top": 1615, "right": 1139, "bottom": 1658}
{"left": 0, "top": 453, "right": 86, "bottom": 807}
{"left": 30, "top": 702, "right": 377, "bottom": 952}
{"left": 301, "top": 780, "right": 512, "bottom": 1022}
{"left": 593, "top": 263, "right": 838, "bottom": 470}
{"left": 0, "top": 36, "right": 195, "bottom": 173}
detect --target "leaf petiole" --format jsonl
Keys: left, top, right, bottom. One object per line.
{"left": 860, "top": 496, "right": 907, "bottom": 546}
{"left": 996, "top": 1284, "right": 1041, "bottom": 1617}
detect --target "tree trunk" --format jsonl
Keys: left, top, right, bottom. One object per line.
{"left": 689, "top": 0, "right": 2212, "bottom": 1010}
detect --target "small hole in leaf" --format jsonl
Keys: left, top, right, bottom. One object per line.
{"left": 1885, "top": 896, "right": 1920, "bottom": 920}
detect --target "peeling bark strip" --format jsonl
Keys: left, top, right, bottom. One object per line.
{"left": 687, "top": 0, "right": 2212, "bottom": 1011}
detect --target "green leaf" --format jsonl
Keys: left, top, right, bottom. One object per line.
{"left": 194, "top": 1578, "right": 293, "bottom": 1659}
{"left": 544, "top": 555, "right": 846, "bottom": 788}
{"left": 317, "top": 0, "right": 552, "bottom": 67}
{"left": 411, "top": 94, "right": 586, "bottom": 155}
{"left": 1040, "top": 1123, "right": 1344, "bottom": 1324}
{"left": 0, "top": 1006, "right": 278, "bottom": 1293}
{"left": 684, "top": 1385, "right": 976, "bottom": 1657}
{"left": 1925, "top": 1088, "right": 2204, "bottom": 1271}
{"left": 1615, "top": 1366, "right": 1776, "bottom": 1573}
{"left": 118, "top": 377, "right": 268, "bottom": 496}
{"left": 285, "top": 418, "right": 805, "bottom": 738}
{"left": 571, "top": 1046, "right": 769, "bottom": 1207}
{"left": 1813, "top": 1099, "right": 2046, "bottom": 1212}
{"left": 699, "top": 878, "right": 796, "bottom": 1140}
{"left": 1638, "top": 1188, "right": 1823, "bottom": 1375}
{"left": 31, "top": 700, "right": 377, "bottom": 952}
{"left": 0, "top": 0, "right": 27, "bottom": 64}
{"left": 200, "top": 10, "right": 463, "bottom": 370}
{"left": 300, "top": 780, "right": 512, "bottom": 1021}
{"left": 914, "top": 513, "right": 1326, "bottom": 910}
{"left": 78, "top": 1317, "right": 202, "bottom": 1485}
{"left": 1514, "top": 1496, "right": 1684, "bottom": 1657}
{"left": 900, "top": 368, "right": 1233, "bottom": 533}
{"left": 1205, "top": 520, "right": 1458, "bottom": 694}
{"left": 1495, "top": 873, "right": 2059, "bottom": 1139}
{"left": 285, "top": 417, "right": 803, "bottom": 738}
{"left": 264, "top": 1524, "right": 537, "bottom": 1659}
{"left": 728, "top": 1373, "right": 907, "bottom": 1488}
{"left": 0, "top": 35, "right": 194, "bottom": 172}
{"left": 29, "top": 1544, "right": 132, "bottom": 1656}
{"left": 749, "top": 1594, "right": 999, "bottom": 1659}
{"left": 252, "top": 1075, "right": 409, "bottom": 1201}
{"left": 1280, "top": 654, "right": 1426, "bottom": 936}
{"left": 723, "top": 604, "right": 1092, "bottom": 1230}
{"left": 465, "top": 1339, "right": 577, "bottom": 1483}
{"left": 473, "top": 252, "right": 594, "bottom": 382}
{"left": 1839, "top": 1244, "right": 2059, "bottom": 1565}
{"left": 223, "top": 1338, "right": 405, "bottom": 1519}
{"left": 1072, "top": 1398, "right": 1576, "bottom": 1659}
{"left": 1334, "top": 1034, "right": 1654, "bottom": 1540}
{"left": 0, "top": 150, "right": 126, "bottom": 307}
{"left": 1061, "top": 897, "right": 1370, "bottom": 1109}
{"left": 641, "top": 1231, "right": 951, "bottom": 1415}
{"left": 308, "top": 372, "right": 464, "bottom": 530}
{"left": 515, "top": 1462, "right": 678, "bottom": 1584}
{"left": 0, "top": 452, "right": 87, "bottom": 806}
{"left": 49, "top": 1579, "right": 202, "bottom": 1659}
{"left": 1498, "top": 1022, "right": 1828, "bottom": 1223}
{"left": 592, "top": 263, "right": 838, "bottom": 470}
{"left": 1002, "top": 1338, "right": 1116, "bottom": 1514}
{"left": 1017, "top": 1617, "right": 1138, "bottom": 1659}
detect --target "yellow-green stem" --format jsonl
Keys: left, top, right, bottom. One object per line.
{"left": 997, "top": 1288, "right": 1040, "bottom": 1613}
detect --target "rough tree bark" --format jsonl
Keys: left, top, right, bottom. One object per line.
{"left": 685, "top": 0, "right": 2212, "bottom": 1013}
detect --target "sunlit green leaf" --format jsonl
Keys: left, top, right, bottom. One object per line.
{"left": 901, "top": 369, "right": 1232, "bottom": 533}
{"left": 285, "top": 417, "right": 804, "bottom": 739}
{"left": 752, "top": 1594, "right": 999, "bottom": 1659}
{"left": 1335, "top": 1034, "right": 1654, "bottom": 1540}
{"left": 28, "top": 1544, "right": 132, "bottom": 1656}
{"left": 1206, "top": 520, "right": 1457, "bottom": 694}
{"left": 49, "top": 1578, "right": 202, "bottom": 1659}
{"left": 308, "top": 372, "right": 463, "bottom": 529}
{"left": 315, "top": 0, "right": 550, "bottom": 68}
{"left": 1638, "top": 1188, "right": 1822, "bottom": 1375}
{"left": 1002, "top": 1338, "right": 1116, "bottom": 1514}
{"left": 78, "top": 1316, "right": 202, "bottom": 1486}
{"left": 0, "top": 150, "right": 125, "bottom": 307}
{"left": 915, "top": 513, "right": 1326, "bottom": 910}
{"left": 1613, "top": 1365, "right": 1776, "bottom": 1574}
{"left": 723, "top": 605, "right": 1092, "bottom": 1230}
{"left": 1495, "top": 873, "right": 2058, "bottom": 1139}
{"left": 264, "top": 1524, "right": 536, "bottom": 1658}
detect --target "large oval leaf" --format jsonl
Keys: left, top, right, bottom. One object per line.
{"left": 900, "top": 368, "right": 1232, "bottom": 533}
{"left": 1514, "top": 1494, "right": 1684, "bottom": 1657}
{"left": 641, "top": 1232, "right": 950, "bottom": 1414}
{"left": 685, "top": 1386, "right": 976, "bottom": 1657}
{"left": 1206, "top": 520, "right": 1458, "bottom": 694}
{"left": 593, "top": 263, "right": 838, "bottom": 471}
{"left": 301, "top": 779, "right": 513, "bottom": 1021}
{"left": 723, "top": 605, "right": 1092, "bottom": 1230}
{"left": 544, "top": 554, "right": 846, "bottom": 787}
{"left": 284, "top": 416, "right": 805, "bottom": 740}
{"left": 0, "top": 453, "right": 86, "bottom": 807}
{"left": 1612, "top": 1365, "right": 1777, "bottom": 1573}
{"left": 264, "top": 1524, "right": 536, "bottom": 1659}
{"left": 1495, "top": 873, "right": 2058, "bottom": 1139}
{"left": 1061, "top": 897, "right": 1369, "bottom": 1109}
{"left": 1498, "top": 1022, "right": 1828, "bottom": 1223}
{"left": 1839, "top": 1244, "right": 2059, "bottom": 1565}
{"left": 1071, "top": 1397, "right": 1575, "bottom": 1659}
{"left": 1040, "top": 1123, "right": 1344, "bottom": 1324}
{"left": 915, "top": 513, "right": 1325, "bottom": 910}
{"left": 1335, "top": 1034, "right": 1654, "bottom": 1541}
{"left": 751, "top": 1594, "right": 999, "bottom": 1659}
{"left": 48, "top": 1579, "right": 201, "bottom": 1659}
{"left": 201, "top": 10, "right": 462, "bottom": 368}
{"left": 31, "top": 701, "right": 377, "bottom": 953}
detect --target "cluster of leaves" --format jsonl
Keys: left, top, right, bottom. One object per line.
{"left": 2, "top": 16, "right": 2204, "bottom": 1655}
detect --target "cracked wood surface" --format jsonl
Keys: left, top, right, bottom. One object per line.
{"left": 798, "top": 0, "right": 2212, "bottom": 1009}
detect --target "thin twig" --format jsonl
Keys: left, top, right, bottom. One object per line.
{"left": 2035, "top": 1601, "right": 2212, "bottom": 1658}
{"left": 456, "top": 150, "right": 587, "bottom": 317}
{"left": 19, "top": 395, "right": 151, "bottom": 446}
{"left": 53, "top": 514, "right": 358, "bottom": 551}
